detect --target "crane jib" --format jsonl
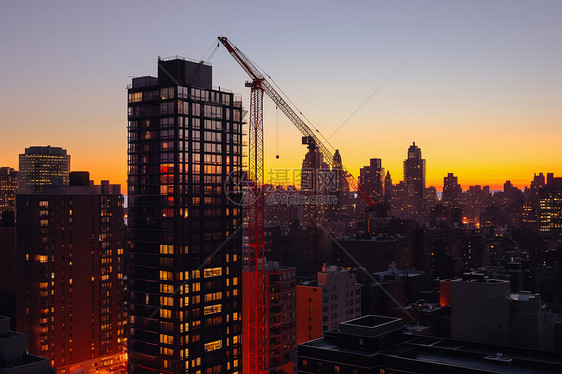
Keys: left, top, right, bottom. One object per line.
{"left": 217, "top": 36, "right": 376, "bottom": 208}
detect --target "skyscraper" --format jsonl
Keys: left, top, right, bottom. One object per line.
{"left": 539, "top": 176, "right": 562, "bottom": 233}
{"left": 441, "top": 173, "right": 462, "bottom": 208}
{"left": 359, "top": 158, "right": 385, "bottom": 201}
{"left": 403, "top": 142, "right": 425, "bottom": 199}
{"left": 384, "top": 171, "right": 393, "bottom": 201}
{"left": 300, "top": 139, "right": 329, "bottom": 226}
{"left": 403, "top": 142, "right": 426, "bottom": 221}
{"left": 16, "top": 172, "right": 126, "bottom": 372}
{"left": 18, "top": 146, "right": 70, "bottom": 194}
{"left": 127, "top": 57, "right": 243, "bottom": 374}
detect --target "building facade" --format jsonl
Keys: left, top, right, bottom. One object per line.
{"left": 16, "top": 174, "right": 126, "bottom": 373}
{"left": 127, "top": 57, "right": 243, "bottom": 374}
{"left": 242, "top": 262, "right": 297, "bottom": 373}
{"left": 18, "top": 146, "right": 70, "bottom": 194}
{"left": 300, "top": 138, "right": 329, "bottom": 226}
{"left": 297, "top": 265, "right": 361, "bottom": 345}
{"left": 403, "top": 142, "right": 425, "bottom": 200}
{"left": 0, "top": 167, "right": 18, "bottom": 221}
{"left": 539, "top": 187, "right": 562, "bottom": 233}
{"left": 402, "top": 142, "right": 426, "bottom": 222}
{"left": 441, "top": 173, "right": 462, "bottom": 209}
{"left": 359, "top": 158, "right": 385, "bottom": 202}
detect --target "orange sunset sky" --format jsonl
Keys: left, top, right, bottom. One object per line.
{"left": 1, "top": 1, "right": 561, "bottom": 192}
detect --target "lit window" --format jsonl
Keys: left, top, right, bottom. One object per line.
{"left": 204, "top": 340, "right": 222, "bottom": 352}
{"left": 204, "top": 304, "right": 222, "bottom": 315}
{"left": 160, "top": 334, "right": 173, "bottom": 345}
{"left": 204, "top": 267, "right": 222, "bottom": 278}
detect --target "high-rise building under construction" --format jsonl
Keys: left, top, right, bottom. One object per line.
{"left": 127, "top": 57, "right": 243, "bottom": 374}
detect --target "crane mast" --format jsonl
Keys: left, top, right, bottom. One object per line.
{"left": 218, "top": 36, "right": 377, "bottom": 374}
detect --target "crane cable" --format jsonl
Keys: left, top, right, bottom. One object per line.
{"left": 245, "top": 55, "right": 340, "bottom": 155}
{"left": 200, "top": 40, "right": 220, "bottom": 63}
{"left": 275, "top": 105, "right": 280, "bottom": 159}
{"left": 328, "top": 54, "right": 413, "bottom": 140}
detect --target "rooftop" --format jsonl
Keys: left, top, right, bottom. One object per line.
{"left": 23, "top": 146, "right": 67, "bottom": 156}
{"left": 339, "top": 315, "right": 403, "bottom": 338}
{"left": 300, "top": 320, "right": 562, "bottom": 374}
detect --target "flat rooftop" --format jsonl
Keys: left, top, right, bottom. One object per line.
{"left": 339, "top": 315, "right": 403, "bottom": 337}
{"left": 299, "top": 315, "right": 562, "bottom": 373}
{"left": 389, "top": 336, "right": 562, "bottom": 374}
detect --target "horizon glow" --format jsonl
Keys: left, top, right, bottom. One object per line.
{"left": 1, "top": 1, "right": 560, "bottom": 192}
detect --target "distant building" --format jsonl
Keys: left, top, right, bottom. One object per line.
{"left": 359, "top": 158, "right": 385, "bottom": 201}
{"left": 296, "top": 265, "right": 361, "bottom": 345}
{"left": 298, "top": 314, "right": 562, "bottom": 373}
{"left": 338, "top": 235, "right": 413, "bottom": 272}
{"left": 430, "top": 204, "right": 462, "bottom": 227}
{"left": 0, "top": 316, "right": 52, "bottom": 374}
{"left": 539, "top": 187, "right": 562, "bottom": 233}
{"left": 18, "top": 146, "right": 70, "bottom": 194}
{"left": 0, "top": 167, "right": 17, "bottom": 223}
{"left": 403, "top": 142, "right": 425, "bottom": 199}
{"left": 443, "top": 273, "right": 562, "bottom": 351}
{"left": 384, "top": 171, "right": 392, "bottom": 201}
{"left": 389, "top": 181, "right": 418, "bottom": 220}
{"left": 281, "top": 225, "right": 333, "bottom": 275}
{"left": 16, "top": 172, "right": 126, "bottom": 373}
{"left": 243, "top": 262, "right": 297, "bottom": 374}
{"left": 300, "top": 137, "right": 329, "bottom": 226}
{"left": 401, "top": 142, "right": 426, "bottom": 222}
{"left": 463, "top": 185, "right": 491, "bottom": 223}
{"left": 327, "top": 149, "right": 353, "bottom": 224}
{"left": 441, "top": 173, "right": 462, "bottom": 209}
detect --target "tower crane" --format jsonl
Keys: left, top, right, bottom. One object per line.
{"left": 218, "top": 36, "right": 377, "bottom": 374}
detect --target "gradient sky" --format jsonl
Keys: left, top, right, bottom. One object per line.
{"left": 1, "top": 0, "right": 561, "bottom": 190}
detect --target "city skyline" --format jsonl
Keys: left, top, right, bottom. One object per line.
{"left": 1, "top": 1, "right": 561, "bottom": 190}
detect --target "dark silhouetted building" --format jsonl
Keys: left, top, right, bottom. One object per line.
{"left": 300, "top": 137, "right": 329, "bottom": 226}
{"left": 338, "top": 235, "right": 413, "bottom": 272}
{"left": 442, "top": 274, "right": 562, "bottom": 351}
{"left": 18, "top": 146, "right": 70, "bottom": 194}
{"left": 359, "top": 158, "right": 385, "bottom": 202}
{"left": 0, "top": 217, "right": 17, "bottom": 324}
{"left": 0, "top": 316, "right": 52, "bottom": 374}
{"left": 127, "top": 57, "right": 243, "bottom": 374}
{"left": 16, "top": 172, "right": 126, "bottom": 372}
{"left": 0, "top": 167, "right": 17, "bottom": 223}
{"left": 441, "top": 173, "right": 462, "bottom": 209}
{"left": 384, "top": 171, "right": 392, "bottom": 201}
{"left": 403, "top": 142, "right": 425, "bottom": 200}
{"left": 298, "top": 314, "right": 562, "bottom": 373}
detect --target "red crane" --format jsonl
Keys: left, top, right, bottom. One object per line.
{"left": 218, "top": 36, "right": 376, "bottom": 373}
